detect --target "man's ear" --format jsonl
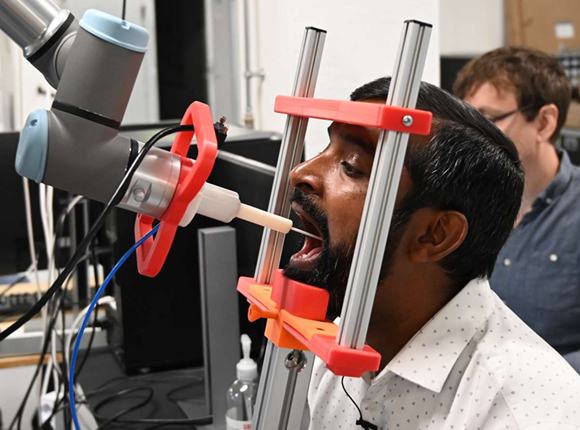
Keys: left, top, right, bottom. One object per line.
{"left": 535, "top": 104, "right": 559, "bottom": 143}
{"left": 407, "top": 209, "right": 468, "bottom": 263}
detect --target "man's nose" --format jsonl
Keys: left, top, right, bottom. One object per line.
{"left": 290, "top": 156, "right": 324, "bottom": 196}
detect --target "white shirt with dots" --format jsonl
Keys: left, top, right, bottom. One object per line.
{"left": 307, "top": 278, "right": 580, "bottom": 429}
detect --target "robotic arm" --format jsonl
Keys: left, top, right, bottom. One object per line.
{"left": 0, "top": 0, "right": 296, "bottom": 277}
{"left": 1, "top": 0, "right": 173, "bottom": 213}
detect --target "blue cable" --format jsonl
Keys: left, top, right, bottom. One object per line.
{"left": 69, "top": 224, "right": 160, "bottom": 430}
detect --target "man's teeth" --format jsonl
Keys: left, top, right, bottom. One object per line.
{"left": 298, "top": 247, "right": 321, "bottom": 259}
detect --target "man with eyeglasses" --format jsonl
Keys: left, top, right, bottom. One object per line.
{"left": 454, "top": 47, "right": 580, "bottom": 372}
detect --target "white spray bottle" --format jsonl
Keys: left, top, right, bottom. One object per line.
{"left": 226, "top": 334, "right": 258, "bottom": 429}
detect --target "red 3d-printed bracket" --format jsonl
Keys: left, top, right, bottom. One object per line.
{"left": 238, "top": 271, "right": 381, "bottom": 378}
{"left": 274, "top": 96, "right": 433, "bottom": 134}
{"left": 134, "top": 102, "right": 218, "bottom": 277}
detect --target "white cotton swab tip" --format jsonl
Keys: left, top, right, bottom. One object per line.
{"left": 290, "top": 227, "right": 322, "bottom": 241}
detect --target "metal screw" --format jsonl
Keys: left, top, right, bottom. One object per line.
{"left": 402, "top": 115, "right": 413, "bottom": 127}
{"left": 284, "top": 350, "right": 306, "bottom": 372}
{"left": 132, "top": 188, "right": 146, "bottom": 202}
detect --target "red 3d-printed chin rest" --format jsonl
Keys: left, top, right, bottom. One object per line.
{"left": 238, "top": 271, "right": 381, "bottom": 378}
{"left": 134, "top": 102, "right": 218, "bottom": 277}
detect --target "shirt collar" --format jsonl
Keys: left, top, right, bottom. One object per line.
{"left": 536, "top": 151, "right": 573, "bottom": 204}
{"left": 377, "top": 278, "right": 495, "bottom": 393}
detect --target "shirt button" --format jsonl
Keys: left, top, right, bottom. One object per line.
{"left": 550, "top": 254, "right": 558, "bottom": 262}
{"left": 546, "top": 197, "right": 553, "bottom": 204}
{"left": 504, "top": 258, "right": 512, "bottom": 267}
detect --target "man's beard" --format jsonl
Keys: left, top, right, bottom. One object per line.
{"left": 283, "top": 189, "right": 416, "bottom": 319}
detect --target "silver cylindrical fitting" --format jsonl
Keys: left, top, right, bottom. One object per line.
{"left": 117, "top": 147, "right": 181, "bottom": 219}
{"left": 0, "top": 0, "right": 67, "bottom": 57}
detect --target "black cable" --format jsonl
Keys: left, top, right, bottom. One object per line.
{"left": 8, "top": 123, "right": 204, "bottom": 429}
{"left": 46, "top": 195, "right": 85, "bottom": 430}
{"left": 40, "top": 290, "right": 69, "bottom": 429}
{"left": 74, "top": 302, "right": 98, "bottom": 379}
{"left": 8, "top": 122, "right": 225, "bottom": 429}
{"left": 90, "top": 380, "right": 210, "bottom": 429}
{"left": 0, "top": 124, "right": 195, "bottom": 343}
{"left": 59, "top": 291, "right": 71, "bottom": 430}
{"left": 84, "top": 373, "right": 203, "bottom": 401}
{"left": 165, "top": 381, "right": 203, "bottom": 405}
{"left": 341, "top": 377, "right": 378, "bottom": 430}
{"left": 74, "top": 235, "right": 101, "bottom": 379}
{"left": 9, "top": 287, "right": 68, "bottom": 430}
{"left": 15, "top": 289, "right": 65, "bottom": 430}
{"left": 85, "top": 376, "right": 134, "bottom": 396}
{"left": 122, "top": 0, "right": 127, "bottom": 20}
{"left": 57, "top": 200, "right": 73, "bottom": 429}
{"left": 5, "top": 202, "right": 74, "bottom": 430}
{"left": 94, "top": 386, "right": 154, "bottom": 430}
{"left": 40, "top": 398, "right": 88, "bottom": 430}
{"left": 114, "top": 416, "right": 211, "bottom": 426}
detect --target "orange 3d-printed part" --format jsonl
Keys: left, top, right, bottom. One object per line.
{"left": 238, "top": 271, "right": 381, "bottom": 378}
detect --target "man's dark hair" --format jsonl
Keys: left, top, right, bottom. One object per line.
{"left": 351, "top": 78, "right": 524, "bottom": 286}
{"left": 453, "top": 47, "right": 571, "bottom": 143}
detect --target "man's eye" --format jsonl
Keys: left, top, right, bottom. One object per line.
{"left": 340, "top": 161, "right": 360, "bottom": 176}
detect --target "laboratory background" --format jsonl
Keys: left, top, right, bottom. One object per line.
{"left": 0, "top": 1, "right": 579, "bottom": 430}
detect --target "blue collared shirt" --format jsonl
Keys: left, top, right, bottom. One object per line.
{"left": 490, "top": 151, "right": 580, "bottom": 372}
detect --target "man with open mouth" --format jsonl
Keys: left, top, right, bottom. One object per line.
{"left": 282, "top": 78, "right": 580, "bottom": 430}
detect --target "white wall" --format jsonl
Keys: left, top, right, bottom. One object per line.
{"left": 0, "top": 36, "right": 52, "bottom": 131}
{"left": 0, "top": 34, "right": 20, "bottom": 131}
{"left": 241, "top": 0, "right": 441, "bottom": 158}
{"left": 439, "top": 0, "right": 504, "bottom": 56}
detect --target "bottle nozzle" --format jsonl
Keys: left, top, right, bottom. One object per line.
{"left": 241, "top": 334, "right": 252, "bottom": 360}
{"left": 237, "top": 334, "right": 258, "bottom": 380}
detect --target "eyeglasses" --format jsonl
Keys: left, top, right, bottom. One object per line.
{"left": 487, "top": 105, "right": 535, "bottom": 123}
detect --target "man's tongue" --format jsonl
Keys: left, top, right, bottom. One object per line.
{"left": 291, "top": 234, "right": 323, "bottom": 269}
{"left": 289, "top": 213, "right": 324, "bottom": 268}
{"left": 304, "top": 246, "right": 321, "bottom": 258}
{"left": 295, "top": 237, "right": 322, "bottom": 257}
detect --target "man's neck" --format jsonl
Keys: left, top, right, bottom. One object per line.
{"left": 366, "top": 269, "right": 458, "bottom": 372}
{"left": 519, "top": 143, "right": 560, "bottom": 219}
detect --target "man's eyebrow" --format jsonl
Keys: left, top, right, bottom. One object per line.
{"left": 339, "top": 131, "right": 375, "bottom": 155}
{"left": 328, "top": 124, "right": 374, "bottom": 154}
